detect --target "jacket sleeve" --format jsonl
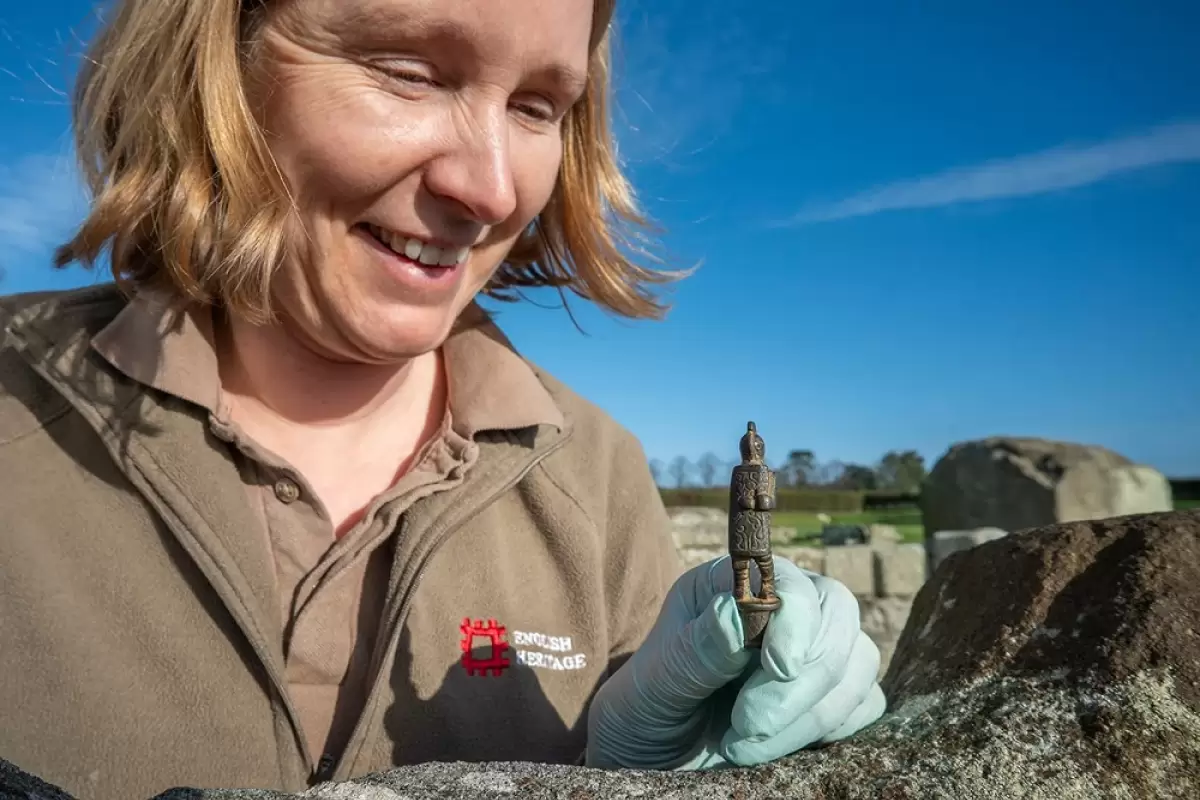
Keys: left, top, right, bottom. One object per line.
{"left": 601, "top": 431, "right": 685, "bottom": 676}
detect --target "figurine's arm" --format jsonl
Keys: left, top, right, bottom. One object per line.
{"left": 732, "top": 473, "right": 756, "bottom": 511}
{"left": 755, "top": 469, "right": 776, "bottom": 511}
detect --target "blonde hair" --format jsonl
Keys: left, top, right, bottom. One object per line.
{"left": 55, "top": 0, "right": 681, "bottom": 323}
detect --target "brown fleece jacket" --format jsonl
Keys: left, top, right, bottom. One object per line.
{"left": 0, "top": 284, "right": 682, "bottom": 800}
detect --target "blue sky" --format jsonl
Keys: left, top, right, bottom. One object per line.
{"left": 2, "top": 1, "right": 1198, "bottom": 476}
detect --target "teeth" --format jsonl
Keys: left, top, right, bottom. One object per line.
{"left": 418, "top": 245, "right": 442, "bottom": 266}
{"left": 369, "top": 225, "right": 469, "bottom": 267}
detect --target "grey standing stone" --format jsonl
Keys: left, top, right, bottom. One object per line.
{"left": 920, "top": 436, "right": 1173, "bottom": 542}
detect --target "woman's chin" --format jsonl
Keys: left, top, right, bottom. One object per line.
{"left": 336, "top": 308, "right": 459, "bottom": 363}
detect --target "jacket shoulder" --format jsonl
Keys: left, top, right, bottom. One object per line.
{"left": 0, "top": 283, "right": 127, "bottom": 446}
{"left": 0, "top": 283, "right": 128, "bottom": 337}
{"left": 525, "top": 363, "right": 660, "bottom": 522}
{"left": 534, "top": 364, "right": 650, "bottom": 471}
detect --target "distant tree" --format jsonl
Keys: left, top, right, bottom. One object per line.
{"left": 836, "top": 463, "right": 879, "bottom": 491}
{"left": 876, "top": 450, "right": 927, "bottom": 492}
{"left": 668, "top": 456, "right": 692, "bottom": 488}
{"left": 648, "top": 458, "right": 664, "bottom": 486}
{"left": 816, "top": 459, "right": 847, "bottom": 487}
{"left": 696, "top": 452, "right": 722, "bottom": 487}
{"left": 781, "top": 449, "right": 816, "bottom": 487}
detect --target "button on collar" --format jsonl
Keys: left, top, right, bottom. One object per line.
{"left": 273, "top": 477, "right": 301, "bottom": 504}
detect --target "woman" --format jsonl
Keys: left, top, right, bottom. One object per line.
{"left": 0, "top": 0, "right": 884, "bottom": 797}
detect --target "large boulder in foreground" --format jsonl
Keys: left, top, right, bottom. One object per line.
{"left": 4, "top": 510, "right": 1199, "bottom": 799}
{"left": 921, "top": 437, "right": 1173, "bottom": 540}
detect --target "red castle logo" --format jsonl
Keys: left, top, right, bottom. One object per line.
{"left": 459, "top": 617, "right": 511, "bottom": 677}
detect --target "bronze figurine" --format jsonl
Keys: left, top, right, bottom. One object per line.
{"left": 728, "top": 421, "right": 782, "bottom": 648}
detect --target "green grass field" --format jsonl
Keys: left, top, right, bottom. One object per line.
{"left": 773, "top": 499, "right": 1197, "bottom": 546}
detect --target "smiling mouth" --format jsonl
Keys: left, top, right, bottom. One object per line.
{"left": 364, "top": 224, "right": 470, "bottom": 269}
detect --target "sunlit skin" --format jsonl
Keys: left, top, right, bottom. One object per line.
{"left": 216, "top": 0, "right": 594, "bottom": 530}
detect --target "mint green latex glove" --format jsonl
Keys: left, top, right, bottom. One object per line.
{"left": 585, "top": 556, "right": 886, "bottom": 770}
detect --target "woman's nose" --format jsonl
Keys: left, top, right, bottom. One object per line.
{"left": 423, "top": 105, "right": 518, "bottom": 226}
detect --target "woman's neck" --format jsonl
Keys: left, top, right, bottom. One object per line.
{"left": 213, "top": 310, "right": 447, "bottom": 469}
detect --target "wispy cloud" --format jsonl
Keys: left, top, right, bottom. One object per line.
{"left": 786, "top": 119, "right": 1200, "bottom": 225}
{"left": 610, "top": 0, "right": 786, "bottom": 169}
{"left": 0, "top": 151, "right": 88, "bottom": 260}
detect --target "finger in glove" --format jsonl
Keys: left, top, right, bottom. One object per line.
{"left": 721, "top": 630, "right": 883, "bottom": 765}
{"left": 822, "top": 682, "right": 887, "bottom": 744}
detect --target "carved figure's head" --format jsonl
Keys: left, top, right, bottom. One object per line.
{"left": 739, "top": 421, "right": 766, "bottom": 464}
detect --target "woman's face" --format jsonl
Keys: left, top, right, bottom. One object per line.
{"left": 247, "top": 0, "right": 594, "bottom": 363}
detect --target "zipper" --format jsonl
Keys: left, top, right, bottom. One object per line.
{"left": 15, "top": 350, "right": 315, "bottom": 783}
{"left": 103, "top": 452, "right": 315, "bottom": 779}
{"left": 330, "top": 427, "right": 574, "bottom": 780}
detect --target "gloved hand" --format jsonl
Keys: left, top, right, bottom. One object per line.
{"left": 585, "top": 555, "right": 886, "bottom": 770}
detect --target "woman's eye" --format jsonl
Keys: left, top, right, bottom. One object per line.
{"left": 512, "top": 98, "right": 560, "bottom": 124}
{"left": 373, "top": 61, "right": 439, "bottom": 88}
{"left": 393, "top": 71, "right": 437, "bottom": 87}
{"left": 514, "top": 104, "right": 550, "bottom": 121}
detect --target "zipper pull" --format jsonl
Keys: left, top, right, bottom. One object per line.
{"left": 313, "top": 753, "right": 336, "bottom": 784}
